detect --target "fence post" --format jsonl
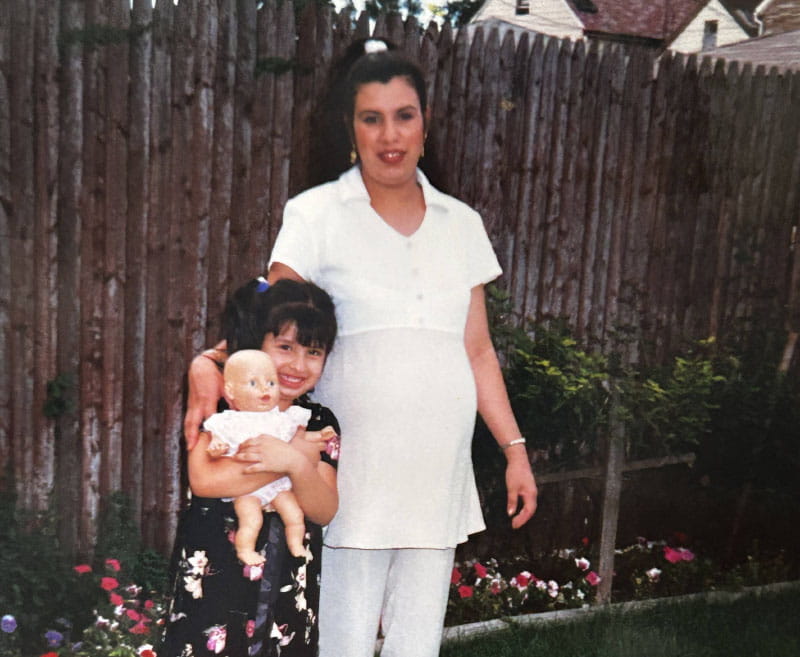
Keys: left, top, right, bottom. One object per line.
{"left": 596, "top": 379, "right": 625, "bottom": 603}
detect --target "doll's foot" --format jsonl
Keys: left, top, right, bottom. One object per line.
{"left": 237, "top": 548, "right": 266, "bottom": 566}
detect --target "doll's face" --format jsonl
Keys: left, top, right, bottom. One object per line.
{"left": 223, "top": 350, "right": 280, "bottom": 412}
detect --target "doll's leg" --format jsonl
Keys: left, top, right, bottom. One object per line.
{"left": 233, "top": 495, "right": 266, "bottom": 566}
{"left": 271, "top": 491, "right": 306, "bottom": 557}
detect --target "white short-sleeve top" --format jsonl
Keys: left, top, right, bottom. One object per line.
{"left": 269, "top": 166, "right": 502, "bottom": 548}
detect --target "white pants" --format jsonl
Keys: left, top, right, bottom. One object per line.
{"left": 319, "top": 546, "right": 456, "bottom": 657}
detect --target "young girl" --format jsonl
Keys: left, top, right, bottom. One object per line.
{"left": 163, "top": 278, "right": 339, "bottom": 657}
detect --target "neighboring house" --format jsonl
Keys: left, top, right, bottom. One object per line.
{"left": 702, "top": 27, "right": 800, "bottom": 71}
{"left": 470, "top": 0, "right": 754, "bottom": 53}
{"left": 755, "top": 0, "right": 800, "bottom": 36}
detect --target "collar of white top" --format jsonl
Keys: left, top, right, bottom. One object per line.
{"left": 337, "top": 165, "right": 451, "bottom": 212}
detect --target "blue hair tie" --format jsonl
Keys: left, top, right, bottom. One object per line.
{"left": 255, "top": 276, "right": 269, "bottom": 293}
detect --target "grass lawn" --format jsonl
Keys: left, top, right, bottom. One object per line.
{"left": 440, "top": 586, "right": 800, "bottom": 657}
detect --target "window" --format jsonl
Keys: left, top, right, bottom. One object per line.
{"left": 702, "top": 20, "right": 718, "bottom": 50}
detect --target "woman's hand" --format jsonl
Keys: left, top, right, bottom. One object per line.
{"left": 505, "top": 450, "right": 538, "bottom": 529}
{"left": 184, "top": 352, "right": 225, "bottom": 451}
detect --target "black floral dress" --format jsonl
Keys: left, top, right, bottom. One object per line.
{"left": 161, "top": 400, "right": 339, "bottom": 657}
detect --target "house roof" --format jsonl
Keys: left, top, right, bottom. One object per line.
{"left": 702, "top": 27, "right": 800, "bottom": 71}
{"left": 564, "top": 0, "right": 708, "bottom": 41}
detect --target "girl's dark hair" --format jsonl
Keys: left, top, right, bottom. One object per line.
{"left": 309, "top": 38, "right": 433, "bottom": 187}
{"left": 222, "top": 278, "right": 337, "bottom": 355}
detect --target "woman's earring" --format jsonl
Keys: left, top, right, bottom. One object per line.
{"left": 350, "top": 147, "right": 357, "bottom": 164}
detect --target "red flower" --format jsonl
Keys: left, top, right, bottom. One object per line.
{"left": 490, "top": 580, "right": 502, "bottom": 595}
{"left": 101, "top": 577, "right": 119, "bottom": 591}
{"left": 246, "top": 619, "right": 255, "bottom": 638}
{"left": 40, "top": 653, "right": 58, "bottom": 657}
{"left": 129, "top": 621, "right": 150, "bottom": 635}
{"left": 457, "top": 585, "right": 474, "bottom": 599}
{"left": 109, "top": 592, "right": 124, "bottom": 606}
{"left": 126, "top": 609, "right": 142, "bottom": 621}
{"left": 581, "top": 536, "right": 590, "bottom": 546}
{"left": 73, "top": 564, "right": 92, "bottom": 574}
{"left": 516, "top": 571, "right": 532, "bottom": 587}
{"left": 473, "top": 562, "right": 487, "bottom": 578}
{"left": 140, "top": 650, "right": 156, "bottom": 657}
{"left": 450, "top": 567, "right": 462, "bottom": 585}
{"left": 144, "top": 599, "right": 155, "bottom": 609}
{"left": 585, "top": 571, "right": 601, "bottom": 586}
{"left": 105, "top": 558, "right": 121, "bottom": 572}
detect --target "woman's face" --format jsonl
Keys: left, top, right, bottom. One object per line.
{"left": 261, "top": 323, "right": 327, "bottom": 410}
{"left": 352, "top": 75, "right": 425, "bottom": 191}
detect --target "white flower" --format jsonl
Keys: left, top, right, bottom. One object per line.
{"left": 184, "top": 575, "right": 203, "bottom": 599}
{"left": 557, "top": 548, "right": 575, "bottom": 559}
{"left": 547, "top": 580, "right": 559, "bottom": 598}
{"left": 188, "top": 551, "right": 208, "bottom": 575}
{"left": 535, "top": 580, "right": 548, "bottom": 591}
{"left": 646, "top": 567, "right": 662, "bottom": 582}
{"left": 576, "top": 589, "right": 585, "bottom": 600}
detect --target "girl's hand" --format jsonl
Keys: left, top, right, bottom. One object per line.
{"left": 184, "top": 353, "right": 225, "bottom": 451}
{"left": 234, "top": 434, "right": 307, "bottom": 475}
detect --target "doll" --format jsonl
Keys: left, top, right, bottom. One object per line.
{"left": 204, "top": 349, "right": 337, "bottom": 562}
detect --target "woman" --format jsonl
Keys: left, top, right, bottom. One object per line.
{"left": 185, "top": 40, "right": 537, "bottom": 657}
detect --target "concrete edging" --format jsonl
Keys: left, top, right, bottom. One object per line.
{"left": 441, "top": 580, "right": 800, "bottom": 644}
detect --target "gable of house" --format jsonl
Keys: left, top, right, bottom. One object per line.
{"left": 669, "top": 0, "right": 752, "bottom": 52}
{"left": 470, "top": 0, "right": 585, "bottom": 40}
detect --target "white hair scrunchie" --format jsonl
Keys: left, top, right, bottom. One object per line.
{"left": 363, "top": 39, "right": 389, "bottom": 54}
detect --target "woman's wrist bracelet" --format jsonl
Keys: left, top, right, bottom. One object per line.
{"left": 500, "top": 437, "right": 526, "bottom": 451}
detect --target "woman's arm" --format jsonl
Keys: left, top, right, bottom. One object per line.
{"left": 465, "top": 284, "right": 538, "bottom": 529}
{"left": 235, "top": 435, "right": 338, "bottom": 525}
{"left": 183, "top": 344, "right": 227, "bottom": 451}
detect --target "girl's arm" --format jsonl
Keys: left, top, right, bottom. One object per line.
{"left": 188, "top": 431, "right": 287, "bottom": 498}
{"left": 464, "top": 284, "right": 538, "bottom": 529}
{"left": 235, "top": 435, "right": 338, "bottom": 525}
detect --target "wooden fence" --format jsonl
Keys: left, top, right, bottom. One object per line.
{"left": 1, "top": 0, "right": 798, "bottom": 564}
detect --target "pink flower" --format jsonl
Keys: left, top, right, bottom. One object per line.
{"left": 127, "top": 609, "right": 142, "bottom": 621}
{"left": 457, "top": 585, "right": 474, "bottom": 598}
{"left": 246, "top": 620, "right": 255, "bottom": 638}
{"left": 664, "top": 546, "right": 695, "bottom": 564}
{"left": 129, "top": 621, "right": 150, "bottom": 635}
{"left": 585, "top": 571, "right": 601, "bottom": 586}
{"left": 450, "top": 567, "right": 462, "bottom": 585}
{"left": 473, "top": 562, "right": 487, "bottom": 578}
{"left": 144, "top": 599, "right": 155, "bottom": 609}
{"left": 105, "top": 558, "right": 121, "bottom": 572}
{"left": 73, "top": 564, "right": 92, "bottom": 574}
{"left": 101, "top": 577, "right": 119, "bottom": 591}
{"left": 109, "top": 592, "right": 124, "bottom": 606}
{"left": 489, "top": 579, "right": 502, "bottom": 595}
{"left": 206, "top": 625, "right": 227, "bottom": 653}
{"left": 574, "top": 557, "right": 590, "bottom": 571}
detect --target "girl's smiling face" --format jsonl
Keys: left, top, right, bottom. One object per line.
{"left": 261, "top": 323, "right": 327, "bottom": 410}
{"left": 352, "top": 75, "right": 426, "bottom": 192}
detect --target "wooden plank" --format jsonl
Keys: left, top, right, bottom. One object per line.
{"left": 268, "top": 0, "right": 297, "bottom": 249}
{"left": 205, "top": 0, "right": 236, "bottom": 342}
{"left": 122, "top": 0, "right": 153, "bottom": 540}
{"left": 443, "top": 24, "right": 469, "bottom": 195}
{"left": 142, "top": 0, "right": 175, "bottom": 550}
{"left": 508, "top": 34, "right": 545, "bottom": 320}
{"left": 30, "top": 0, "right": 60, "bottom": 512}
{"left": 457, "top": 25, "right": 486, "bottom": 209}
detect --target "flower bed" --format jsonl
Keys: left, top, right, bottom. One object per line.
{"left": 446, "top": 535, "right": 794, "bottom": 627}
